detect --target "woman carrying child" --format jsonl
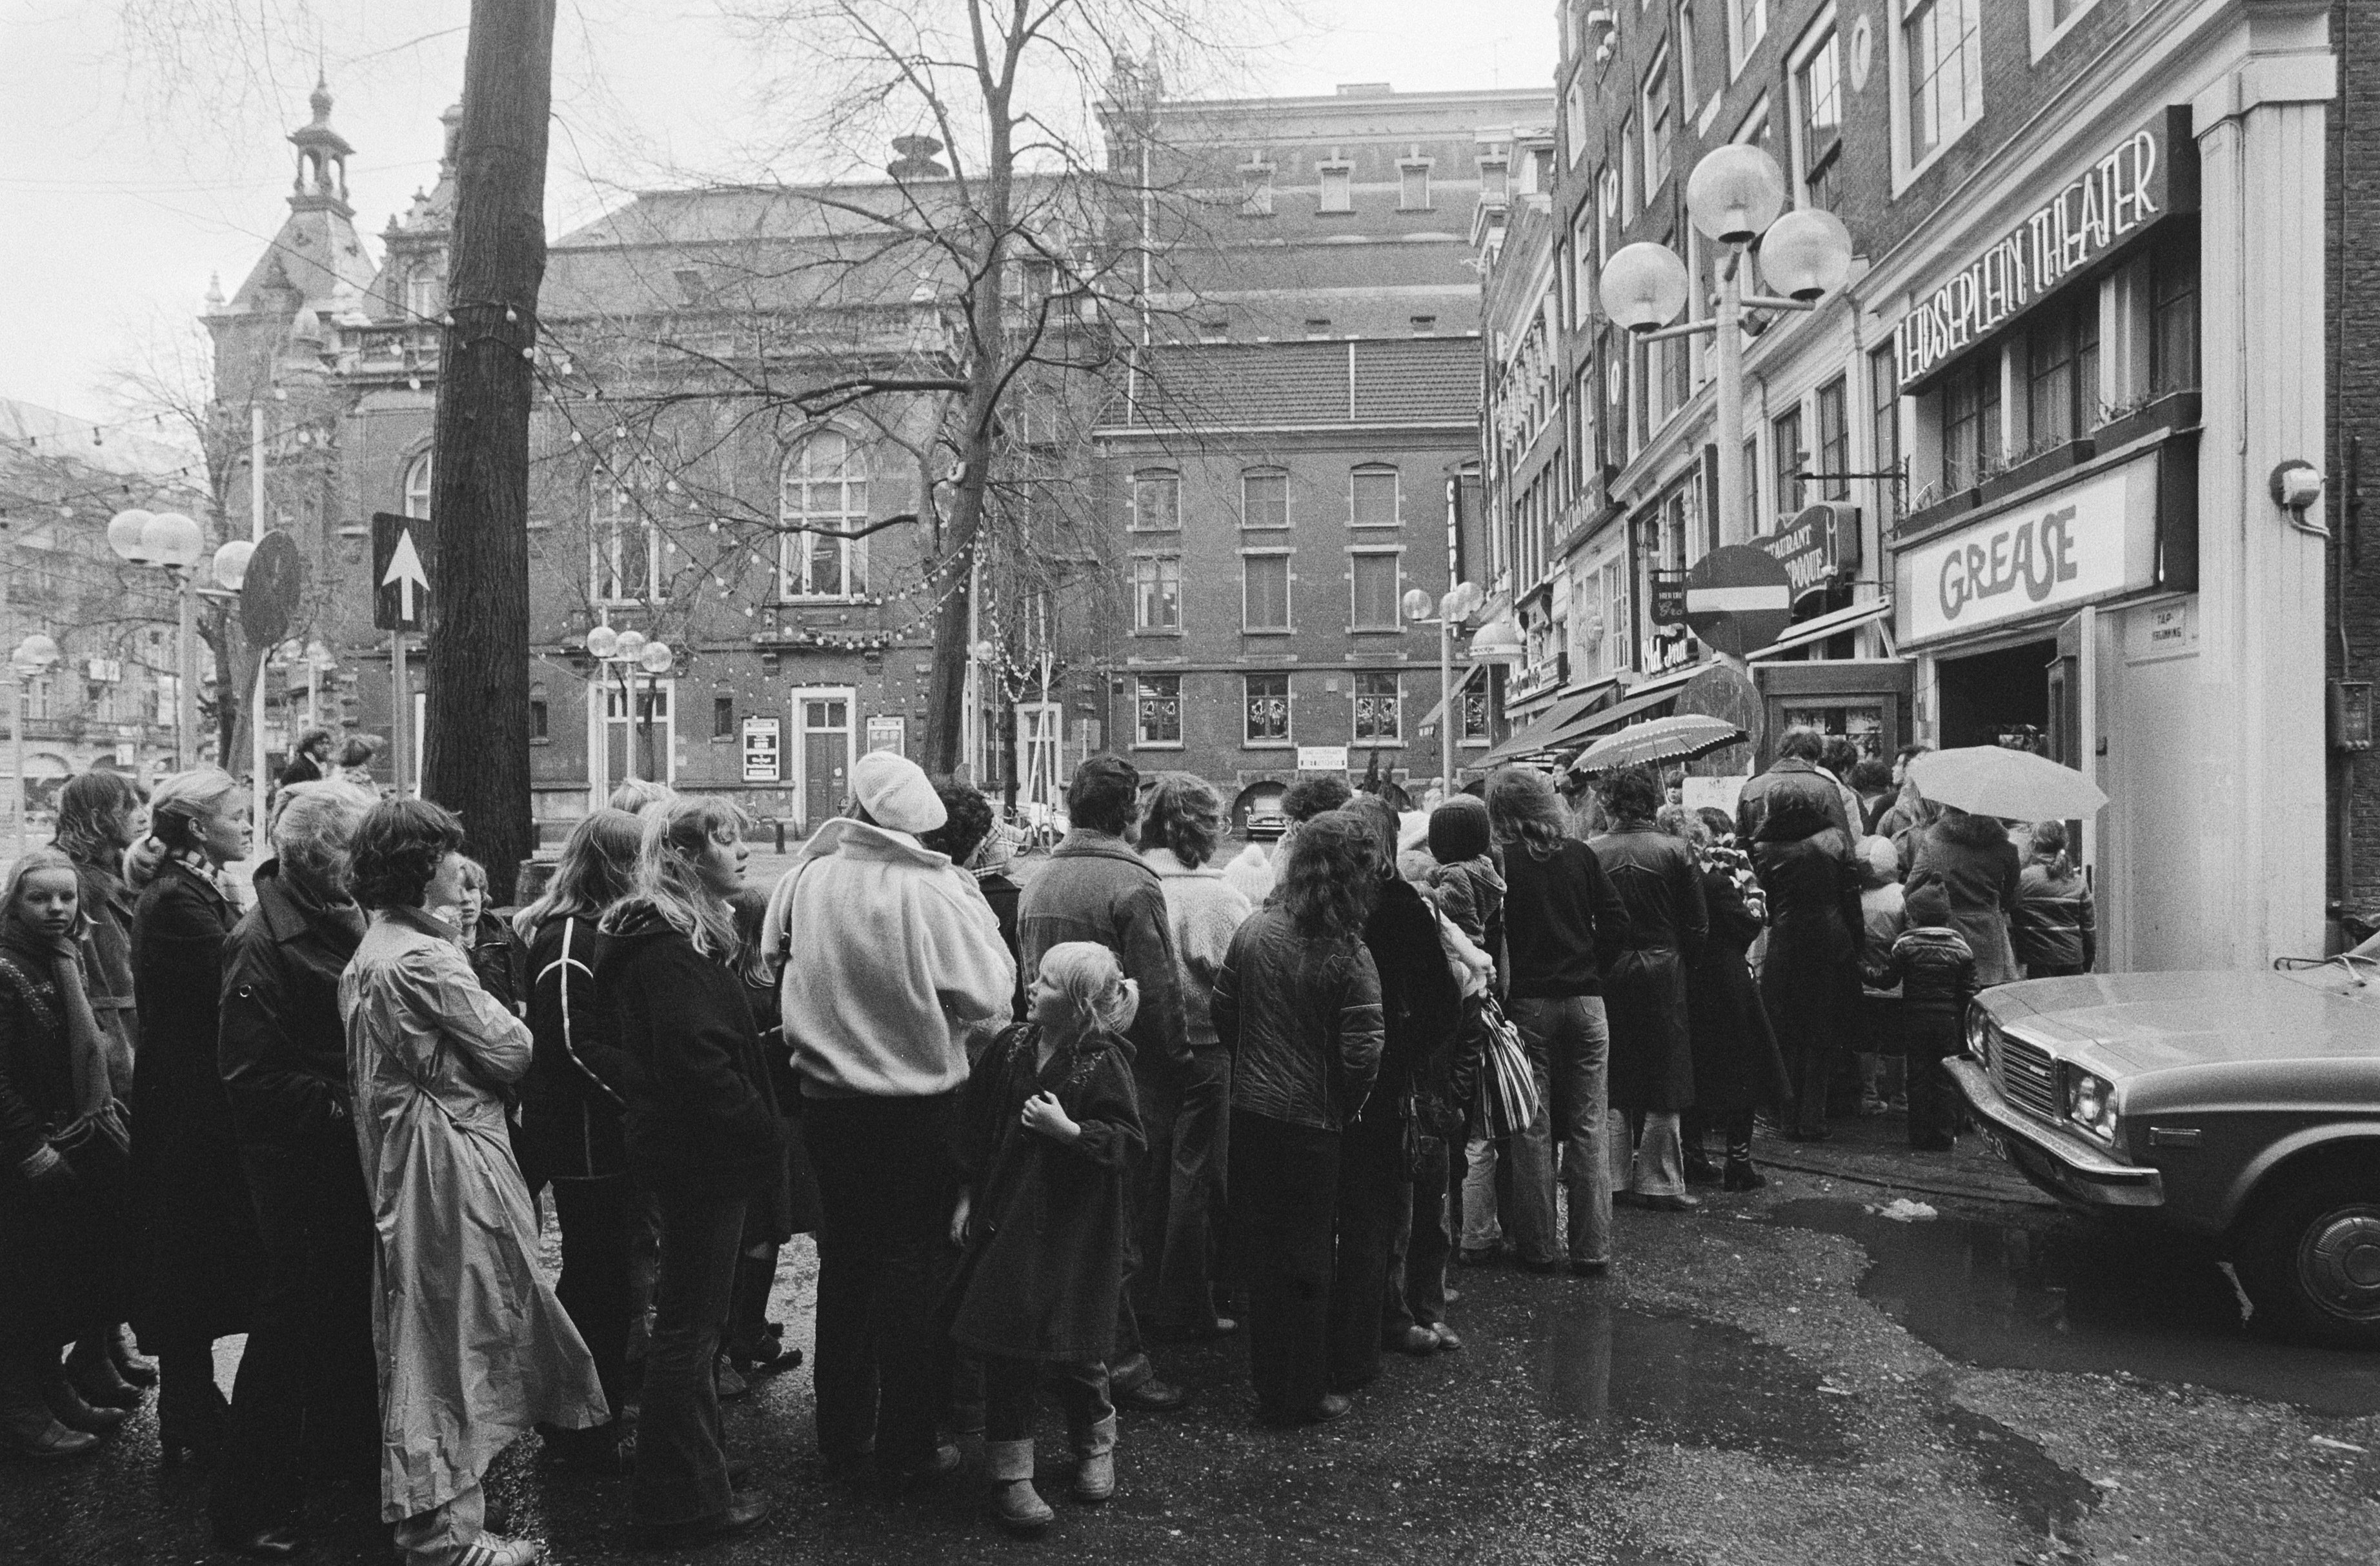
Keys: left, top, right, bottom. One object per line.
{"left": 947, "top": 942, "right": 1145, "bottom": 1538}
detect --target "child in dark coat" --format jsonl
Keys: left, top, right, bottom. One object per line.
{"left": 949, "top": 942, "right": 1145, "bottom": 1538}
{"left": 1865, "top": 881, "right": 1975, "bottom": 1152}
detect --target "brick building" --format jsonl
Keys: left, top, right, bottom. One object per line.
{"left": 1096, "top": 85, "right": 1551, "bottom": 823}
{"left": 1514, "top": 0, "right": 2335, "bottom": 970}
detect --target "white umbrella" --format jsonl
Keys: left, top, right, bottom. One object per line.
{"left": 1908, "top": 745, "right": 2107, "bottom": 822}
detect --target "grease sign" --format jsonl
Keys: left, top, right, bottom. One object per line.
{"left": 1894, "top": 108, "right": 2194, "bottom": 392}
{"left": 1897, "top": 457, "right": 2158, "bottom": 645}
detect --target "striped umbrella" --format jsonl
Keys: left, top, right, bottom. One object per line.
{"left": 1567, "top": 713, "right": 1748, "bottom": 776}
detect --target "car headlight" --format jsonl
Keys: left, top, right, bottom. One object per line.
{"left": 1964, "top": 1003, "right": 1995, "bottom": 1059}
{"left": 2063, "top": 1068, "right": 2119, "bottom": 1143}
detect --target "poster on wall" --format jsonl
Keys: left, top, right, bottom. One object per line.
{"left": 741, "top": 716, "right": 782, "bottom": 783}
{"left": 1680, "top": 774, "right": 1748, "bottom": 818}
{"left": 866, "top": 716, "right": 905, "bottom": 756}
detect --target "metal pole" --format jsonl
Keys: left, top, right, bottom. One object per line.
{"left": 1715, "top": 252, "right": 1748, "bottom": 547}
{"left": 390, "top": 630, "right": 408, "bottom": 798}
{"left": 10, "top": 678, "right": 22, "bottom": 861}
{"left": 963, "top": 554, "right": 980, "bottom": 784}
{"left": 176, "top": 573, "right": 196, "bottom": 770}
{"left": 1439, "top": 615, "right": 1454, "bottom": 792}
{"left": 251, "top": 411, "right": 267, "bottom": 840}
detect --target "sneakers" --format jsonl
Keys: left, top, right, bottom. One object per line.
{"left": 1859, "top": 1094, "right": 1890, "bottom": 1118}
{"left": 991, "top": 1479, "right": 1054, "bottom": 1536}
{"left": 454, "top": 1534, "right": 544, "bottom": 1566}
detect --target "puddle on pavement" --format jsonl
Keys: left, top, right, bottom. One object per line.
{"left": 1769, "top": 1198, "right": 2380, "bottom": 1414}
{"left": 1929, "top": 1400, "right": 2099, "bottom": 1545}
{"left": 1536, "top": 1300, "right": 1857, "bottom": 1462}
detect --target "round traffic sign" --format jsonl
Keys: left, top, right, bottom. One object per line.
{"left": 241, "top": 530, "right": 306, "bottom": 647}
{"left": 1683, "top": 545, "right": 1793, "bottom": 658}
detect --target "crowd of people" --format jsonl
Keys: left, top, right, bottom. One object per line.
{"left": 0, "top": 726, "right": 2099, "bottom": 1562}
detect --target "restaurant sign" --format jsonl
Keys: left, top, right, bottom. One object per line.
{"left": 1893, "top": 107, "right": 2195, "bottom": 393}
{"left": 1896, "top": 454, "right": 2159, "bottom": 646}
{"left": 1756, "top": 504, "right": 1862, "bottom": 605}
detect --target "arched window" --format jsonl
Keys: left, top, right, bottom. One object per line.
{"left": 780, "top": 431, "right": 869, "bottom": 599}
{"left": 402, "top": 451, "right": 432, "bottom": 519}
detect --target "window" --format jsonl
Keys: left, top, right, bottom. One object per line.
{"left": 21, "top": 677, "right": 51, "bottom": 720}
{"left": 712, "top": 695, "right": 735, "bottom": 739}
{"left": 1677, "top": 2, "right": 1700, "bottom": 107}
{"left": 1350, "top": 467, "right": 1400, "bottom": 527}
{"left": 1135, "top": 676, "right": 1182, "bottom": 747}
{"left": 404, "top": 266, "right": 441, "bottom": 322}
{"left": 1353, "top": 673, "right": 1401, "bottom": 745}
{"left": 2029, "top": 0, "right": 2097, "bottom": 57}
{"left": 1791, "top": 17, "right": 1844, "bottom": 210}
{"left": 1619, "top": 115, "right": 1639, "bottom": 220}
{"left": 1939, "top": 353, "right": 2002, "bottom": 493}
{"left": 591, "top": 472, "right": 662, "bottom": 603}
{"left": 1480, "top": 157, "right": 1509, "bottom": 201}
{"left": 529, "top": 698, "right": 549, "bottom": 742}
{"left": 1600, "top": 556, "right": 1633, "bottom": 676}
{"left": 2025, "top": 296, "right": 2099, "bottom": 450}
{"left": 1742, "top": 437, "right": 1761, "bottom": 530}
{"left": 1902, "top": 0, "right": 1983, "bottom": 167}
{"left": 1460, "top": 687, "right": 1492, "bottom": 745}
{"left": 1350, "top": 552, "right": 1401, "bottom": 630}
{"left": 1398, "top": 163, "right": 1430, "bottom": 210}
{"left": 1869, "top": 344, "right": 1902, "bottom": 512}
{"left": 1566, "top": 81, "right": 1589, "bottom": 167}
{"left": 1318, "top": 165, "right": 1352, "bottom": 213}
{"left": 2151, "top": 246, "right": 2199, "bottom": 397}
{"left": 85, "top": 683, "right": 116, "bottom": 723}
{"left": 1241, "top": 470, "right": 1287, "bottom": 528}
{"left": 1240, "top": 161, "right": 1275, "bottom": 216}
{"left": 1771, "top": 405, "right": 1804, "bottom": 521}
{"left": 1245, "top": 672, "right": 1291, "bottom": 746}
{"left": 403, "top": 451, "right": 433, "bottom": 519}
{"left": 1815, "top": 376, "right": 1850, "bottom": 499}
{"left": 1598, "top": 166, "right": 1622, "bottom": 263}
{"left": 1643, "top": 46, "right": 1675, "bottom": 192}
{"left": 778, "top": 430, "right": 869, "bottom": 599}
{"left": 1243, "top": 553, "right": 1292, "bottom": 631}
{"left": 1132, "top": 556, "right": 1181, "bottom": 632}
{"left": 1131, "top": 469, "right": 1181, "bottom": 530}
{"left": 1730, "top": 0, "right": 1769, "bottom": 71}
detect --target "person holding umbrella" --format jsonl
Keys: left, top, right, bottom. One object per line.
{"left": 1899, "top": 746, "right": 2107, "bottom": 992}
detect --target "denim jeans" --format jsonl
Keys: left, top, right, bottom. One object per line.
{"left": 631, "top": 1187, "right": 745, "bottom": 1529}
{"left": 1458, "top": 1134, "right": 1503, "bottom": 1253}
{"left": 550, "top": 1173, "right": 636, "bottom": 1421}
{"left": 1505, "top": 995, "right": 1612, "bottom": 1267}
{"left": 1227, "top": 1111, "right": 1338, "bottom": 1423}
{"left": 1326, "top": 1107, "right": 1410, "bottom": 1392}
{"left": 1156, "top": 1048, "right": 1231, "bottom": 1332}
{"left": 1384, "top": 1135, "right": 1453, "bottom": 1333}
{"left": 1608, "top": 1109, "right": 1685, "bottom": 1198}
{"left": 804, "top": 1092, "right": 958, "bottom": 1471}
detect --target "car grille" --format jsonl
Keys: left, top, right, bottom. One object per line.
{"left": 1992, "top": 1031, "right": 2059, "bottom": 1122}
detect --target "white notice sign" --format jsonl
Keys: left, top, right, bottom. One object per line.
{"left": 1296, "top": 745, "right": 1350, "bottom": 773}
{"left": 741, "top": 716, "right": 782, "bottom": 783}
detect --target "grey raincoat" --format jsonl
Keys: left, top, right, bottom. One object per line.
{"left": 340, "top": 906, "right": 607, "bottom": 1523}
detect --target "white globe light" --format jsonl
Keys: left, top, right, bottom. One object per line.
{"left": 143, "top": 512, "right": 205, "bottom": 569}
{"left": 638, "top": 639, "right": 675, "bottom": 674}
{"left": 1401, "top": 587, "right": 1434, "bottom": 622}
{"left": 1758, "top": 207, "right": 1855, "bottom": 302}
{"left": 612, "top": 629, "right": 649, "bottom": 663}
{"left": 1598, "top": 242, "right": 1693, "bottom": 334}
{"left": 1444, "top": 581, "right": 1486, "bottom": 621}
{"left": 212, "top": 538, "right": 255, "bottom": 590}
{"left": 583, "top": 625, "right": 620, "bottom": 659}
{"left": 305, "top": 639, "right": 334, "bottom": 667}
{"left": 10, "top": 634, "right": 59, "bottom": 676}
{"left": 1466, "top": 614, "right": 1524, "bottom": 665}
{"left": 1686, "top": 142, "right": 1787, "bottom": 245}
{"left": 107, "top": 509, "right": 156, "bottom": 564}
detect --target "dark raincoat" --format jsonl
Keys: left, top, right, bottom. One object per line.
{"left": 1589, "top": 824, "right": 1708, "bottom": 1113}
{"left": 1685, "top": 859, "right": 1793, "bottom": 1116}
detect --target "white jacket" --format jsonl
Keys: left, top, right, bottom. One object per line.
{"left": 768, "top": 818, "right": 1017, "bottom": 1098}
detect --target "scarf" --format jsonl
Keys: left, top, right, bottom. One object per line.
{"left": 170, "top": 845, "right": 236, "bottom": 905}
{"left": 1700, "top": 836, "right": 1768, "bottom": 924}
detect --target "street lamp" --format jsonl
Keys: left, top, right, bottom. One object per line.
{"left": 8, "top": 634, "right": 59, "bottom": 856}
{"left": 1405, "top": 581, "right": 1486, "bottom": 788}
{"left": 1597, "top": 143, "right": 1854, "bottom": 547}
{"left": 584, "top": 624, "right": 674, "bottom": 784}
{"left": 108, "top": 507, "right": 207, "bottom": 768}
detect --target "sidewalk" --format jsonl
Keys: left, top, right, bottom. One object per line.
{"left": 1751, "top": 1098, "right": 2055, "bottom": 1209}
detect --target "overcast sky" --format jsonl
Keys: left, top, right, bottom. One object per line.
{"left": 1, "top": 0, "right": 1555, "bottom": 427}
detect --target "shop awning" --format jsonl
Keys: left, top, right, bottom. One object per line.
{"left": 1411, "top": 661, "right": 1488, "bottom": 738}
{"left": 1746, "top": 597, "right": 1895, "bottom": 661}
{"left": 1471, "top": 677, "right": 1623, "bottom": 768}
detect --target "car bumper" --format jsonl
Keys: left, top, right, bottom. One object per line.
{"left": 1945, "top": 1058, "right": 2165, "bottom": 1210}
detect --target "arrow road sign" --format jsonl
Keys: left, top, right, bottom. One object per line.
{"left": 1683, "top": 544, "right": 1795, "bottom": 659}
{"left": 371, "top": 512, "right": 435, "bottom": 632}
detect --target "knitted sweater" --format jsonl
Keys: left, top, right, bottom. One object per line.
{"left": 1143, "top": 848, "right": 1254, "bottom": 1050}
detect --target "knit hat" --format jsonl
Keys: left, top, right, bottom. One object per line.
{"left": 1860, "top": 834, "right": 1901, "bottom": 887}
{"left": 1904, "top": 881, "right": 1951, "bottom": 927}
{"left": 852, "top": 750, "right": 947, "bottom": 836}
{"left": 1427, "top": 795, "right": 1491, "bottom": 864}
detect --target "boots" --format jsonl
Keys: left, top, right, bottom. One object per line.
{"left": 1071, "top": 1415, "right": 1117, "bottom": 1503}
{"left": 41, "top": 1371, "right": 125, "bottom": 1435}
{"left": 1722, "top": 1129, "right": 1766, "bottom": 1192}
{"left": 985, "top": 1440, "right": 1053, "bottom": 1536}
{"left": 66, "top": 1336, "right": 142, "bottom": 1410}
{"left": 109, "top": 1327, "right": 157, "bottom": 1388}
{"left": 0, "top": 1356, "right": 96, "bottom": 1462}
{"left": 156, "top": 1353, "right": 230, "bottom": 1468}
{"left": 724, "top": 1250, "right": 800, "bottom": 1375}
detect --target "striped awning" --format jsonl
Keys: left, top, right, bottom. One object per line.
{"left": 1470, "top": 677, "right": 1623, "bottom": 768}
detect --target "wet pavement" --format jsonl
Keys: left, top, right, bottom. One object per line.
{"left": 8, "top": 1132, "right": 2380, "bottom": 1564}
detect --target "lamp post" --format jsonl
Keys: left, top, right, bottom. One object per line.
{"left": 7, "top": 634, "right": 59, "bottom": 857}
{"left": 303, "top": 640, "right": 335, "bottom": 732}
{"left": 1403, "top": 581, "right": 1486, "bottom": 788}
{"left": 208, "top": 537, "right": 266, "bottom": 836}
{"left": 1597, "top": 144, "right": 1853, "bottom": 547}
{"left": 584, "top": 623, "right": 675, "bottom": 787}
{"left": 106, "top": 508, "right": 207, "bottom": 769}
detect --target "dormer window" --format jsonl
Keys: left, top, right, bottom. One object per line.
{"left": 404, "top": 267, "right": 441, "bottom": 323}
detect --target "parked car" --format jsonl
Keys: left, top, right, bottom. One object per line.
{"left": 1244, "top": 800, "right": 1289, "bottom": 841}
{"left": 1949, "top": 960, "right": 2380, "bottom": 1349}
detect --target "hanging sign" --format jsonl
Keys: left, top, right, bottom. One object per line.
{"left": 1893, "top": 107, "right": 2196, "bottom": 392}
{"left": 1648, "top": 570, "right": 1691, "bottom": 626}
{"left": 1756, "top": 504, "right": 1862, "bottom": 604}
{"left": 1896, "top": 455, "right": 2159, "bottom": 645}
{"left": 741, "top": 716, "right": 782, "bottom": 782}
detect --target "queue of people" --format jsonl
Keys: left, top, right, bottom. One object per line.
{"left": 0, "top": 729, "right": 2094, "bottom": 1561}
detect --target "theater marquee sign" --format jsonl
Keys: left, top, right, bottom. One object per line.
{"left": 1897, "top": 455, "right": 2161, "bottom": 647}
{"left": 1893, "top": 107, "right": 2197, "bottom": 394}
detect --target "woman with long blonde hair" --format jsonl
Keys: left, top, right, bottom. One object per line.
{"left": 595, "top": 796, "right": 780, "bottom": 1544}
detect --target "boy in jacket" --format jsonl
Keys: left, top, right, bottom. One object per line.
{"left": 1864, "top": 881, "right": 1974, "bottom": 1152}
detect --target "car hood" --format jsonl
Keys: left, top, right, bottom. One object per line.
{"left": 1982, "top": 970, "right": 2380, "bottom": 1073}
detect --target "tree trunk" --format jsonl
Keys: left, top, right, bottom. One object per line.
{"left": 421, "top": 0, "right": 556, "bottom": 903}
